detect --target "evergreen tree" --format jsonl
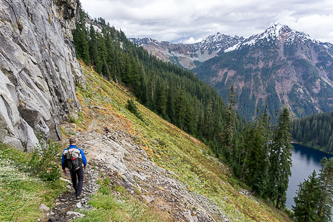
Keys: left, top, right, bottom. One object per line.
{"left": 223, "top": 85, "right": 236, "bottom": 160}
{"left": 292, "top": 112, "right": 333, "bottom": 154}
{"left": 182, "top": 95, "right": 197, "bottom": 135}
{"left": 126, "top": 99, "right": 145, "bottom": 123}
{"left": 317, "top": 157, "right": 333, "bottom": 221}
{"left": 166, "top": 84, "right": 176, "bottom": 123}
{"left": 175, "top": 88, "right": 188, "bottom": 130}
{"left": 203, "top": 100, "right": 214, "bottom": 139}
{"left": 268, "top": 108, "right": 293, "bottom": 208}
{"left": 73, "top": 8, "right": 89, "bottom": 65}
{"left": 293, "top": 170, "right": 321, "bottom": 222}
{"left": 88, "top": 25, "right": 97, "bottom": 64}
{"left": 246, "top": 109, "right": 270, "bottom": 196}
{"left": 156, "top": 80, "right": 167, "bottom": 118}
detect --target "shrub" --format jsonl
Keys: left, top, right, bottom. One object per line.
{"left": 28, "top": 140, "right": 62, "bottom": 181}
{"left": 126, "top": 99, "right": 147, "bottom": 124}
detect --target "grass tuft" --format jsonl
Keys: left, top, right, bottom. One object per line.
{"left": 0, "top": 143, "right": 65, "bottom": 221}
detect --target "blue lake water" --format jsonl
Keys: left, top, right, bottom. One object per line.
{"left": 286, "top": 143, "right": 333, "bottom": 209}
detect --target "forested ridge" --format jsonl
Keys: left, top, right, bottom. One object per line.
{"left": 292, "top": 112, "right": 333, "bottom": 154}
{"left": 73, "top": 8, "right": 244, "bottom": 152}
{"left": 72, "top": 6, "right": 333, "bottom": 219}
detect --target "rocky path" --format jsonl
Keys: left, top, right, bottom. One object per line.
{"left": 45, "top": 118, "right": 228, "bottom": 222}
{"left": 46, "top": 165, "right": 99, "bottom": 222}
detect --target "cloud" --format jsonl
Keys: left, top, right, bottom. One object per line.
{"left": 80, "top": 0, "right": 333, "bottom": 43}
{"left": 276, "top": 11, "right": 333, "bottom": 42}
{"left": 183, "top": 37, "right": 203, "bottom": 44}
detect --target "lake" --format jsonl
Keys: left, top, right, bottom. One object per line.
{"left": 286, "top": 143, "right": 333, "bottom": 209}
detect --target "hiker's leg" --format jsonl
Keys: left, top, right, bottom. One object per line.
{"left": 70, "top": 170, "right": 78, "bottom": 192}
{"left": 76, "top": 166, "right": 84, "bottom": 197}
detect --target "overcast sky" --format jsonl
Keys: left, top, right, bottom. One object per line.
{"left": 79, "top": 0, "right": 333, "bottom": 44}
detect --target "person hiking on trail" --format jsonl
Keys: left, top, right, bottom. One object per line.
{"left": 61, "top": 137, "right": 87, "bottom": 199}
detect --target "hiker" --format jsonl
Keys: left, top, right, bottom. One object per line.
{"left": 61, "top": 137, "right": 87, "bottom": 199}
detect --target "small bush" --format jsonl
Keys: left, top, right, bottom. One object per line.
{"left": 134, "top": 187, "right": 141, "bottom": 195}
{"left": 126, "top": 99, "right": 147, "bottom": 124}
{"left": 28, "top": 141, "right": 62, "bottom": 181}
{"left": 99, "top": 178, "right": 111, "bottom": 195}
{"left": 114, "top": 184, "right": 127, "bottom": 194}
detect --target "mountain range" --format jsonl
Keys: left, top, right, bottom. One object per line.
{"left": 131, "top": 23, "right": 333, "bottom": 120}
{"left": 130, "top": 33, "right": 244, "bottom": 69}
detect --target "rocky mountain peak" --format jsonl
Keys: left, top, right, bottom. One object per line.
{"left": 130, "top": 32, "right": 243, "bottom": 69}
{"left": 195, "top": 24, "right": 333, "bottom": 120}
{"left": 199, "top": 32, "right": 243, "bottom": 45}
{"left": 265, "top": 23, "right": 315, "bottom": 44}
{"left": 224, "top": 23, "right": 318, "bottom": 52}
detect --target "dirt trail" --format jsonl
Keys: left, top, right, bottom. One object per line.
{"left": 46, "top": 165, "right": 99, "bottom": 221}
{"left": 46, "top": 119, "right": 100, "bottom": 222}
{"left": 45, "top": 115, "right": 226, "bottom": 222}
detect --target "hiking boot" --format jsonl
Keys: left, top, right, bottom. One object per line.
{"left": 76, "top": 195, "right": 81, "bottom": 200}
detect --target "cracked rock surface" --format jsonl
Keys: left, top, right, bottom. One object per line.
{"left": 0, "top": 0, "right": 84, "bottom": 151}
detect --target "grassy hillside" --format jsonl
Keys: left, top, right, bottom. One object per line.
{"left": 0, "top": 60, "right": 292, "bottom": 221}
{"left": 72, "top": 61, "right": 292, "bottom": 221}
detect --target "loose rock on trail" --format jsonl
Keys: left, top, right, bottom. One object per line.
{"left": 46, "top": 165, "right": 99, "bottom": 222}
{"left": 45, "top": 118, "right": 227, "bottom": 221}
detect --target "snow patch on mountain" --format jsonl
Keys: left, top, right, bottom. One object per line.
{"left": 130, "top": 33, "right": 244, "bottom": 68}
{"left": 224, "top": 23, "right": 321, "bottom": 53}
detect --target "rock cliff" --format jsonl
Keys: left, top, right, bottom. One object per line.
{"left": 0, "top": 0, "right": 83, "bottom": 151}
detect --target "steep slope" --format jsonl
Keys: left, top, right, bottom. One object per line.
{"left": 50, "top": 61, "right": 292, "bottom": 222}
{"left": 1, "top": 61, "right": 293, "bottom": 221}
{"left": 0, "top": 0, "right": 83, "bottom": 151}
{"left": 131, "top": 33, "right": 243, "bottom": 69}
{"left": 194, "top": 23, "right": 333, "bottom": 120}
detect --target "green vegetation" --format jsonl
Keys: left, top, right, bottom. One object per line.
{"left": 76, "top": 177, "right": 169, "bottom": 222}
{"left": 73, "top": 5, "right": 296, "bottom": 219}
{"left": 73, "top": 8, "right": 245, "bottom": 155}
{"left": 267, "top": 108, "right": 293, "bottom": 209}
{"left": 293, "top": 157, "right": 333, "bottom": 221}
{"left": 29, "top": 141, "right": 62, "bottom": 181}
{"left": 73, "top": 60, "right": 293, "bottom": 221}
{"left": 292, "top": 111, "right": 333, "bottom": 154}
{"left": 226, "top": 101, "right": 294, "bottom": 210}
{"left": 0, "top": 143, "right": 65, "bottom": 221}
{"left": 126, "top": 99, "right": 146, "bottom": 124}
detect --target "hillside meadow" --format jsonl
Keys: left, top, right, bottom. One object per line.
{"left": 0, "top": 61, "right": 292, "bottom": 221}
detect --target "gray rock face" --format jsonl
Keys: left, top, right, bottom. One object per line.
{"left": 0, "top": 0, "right": 84, "bottom": 151}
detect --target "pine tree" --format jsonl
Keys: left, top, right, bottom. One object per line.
{"left": 317, "top": 157, "right": 333, "bottom": 221}
{"left": 246, "top": 110, "right": 270, "bottom": 196}
{"left": 156, "top": 80, "right": 167, "bottom": 118}
{"left": 268, "top": 108, "right": 293, "bottom": 208}
{"left": 247, "top": 103, "right": 271, "bottom": 198}
{"left": 166, "top": 84, "right": 176, "bottom": 123}
{"left": 88, "top": 25, "right": 97, "bottom": 63}
{"left": 223, "top": 85, "right": 236, "bottom": 161}
{"left": 175, "top": 88, "right": 188, "bottom": 130}
{"left": 293, "top": 170, "right": 321, "bottom": 222}
{"left": 203, "top": 100, "right": 214, "bottom": 139}
{"left": 78, "top": 14, "right": 90, "bottom": 65}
